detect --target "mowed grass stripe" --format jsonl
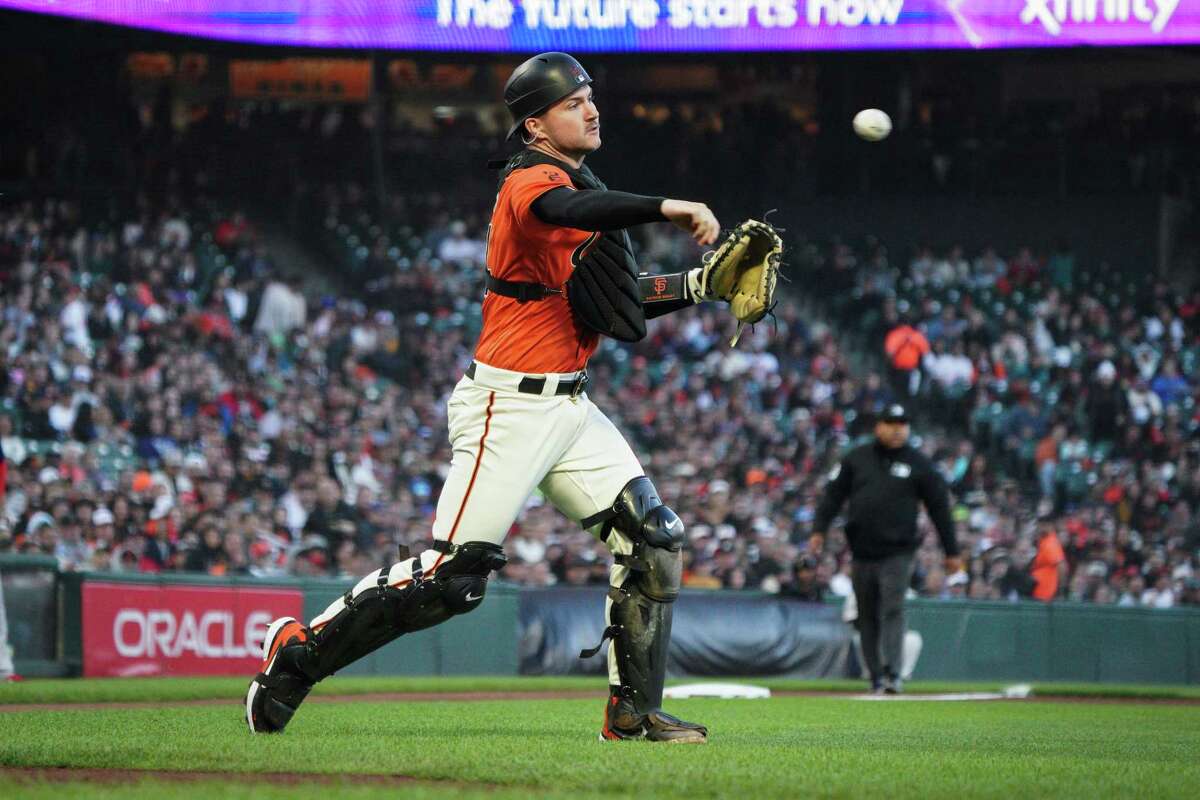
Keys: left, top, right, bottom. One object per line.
{"left": 2, "top": 675, "right": 1197, "bottom": 706}
{"left": 0, "top": 778, "right": 552, "bottom": 800}
{"left": 1, "top": 696, "right": 1196, "bottom": 799}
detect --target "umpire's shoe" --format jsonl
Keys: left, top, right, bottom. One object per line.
{"left": 601, "top": 691, "right": 708, "bottom": 744}
{"left": 245, "top": 617, "right": 315, "bottom": 734}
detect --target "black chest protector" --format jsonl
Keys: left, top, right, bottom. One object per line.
{"left": 491, "top": 151, "right": 647, "bottom": 343}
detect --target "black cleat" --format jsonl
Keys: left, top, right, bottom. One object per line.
{"left": 600, "top": 694, "right": 707, "bottom": 744}
{"left": 245, "top": 617, "right": 314, "bottom": 734}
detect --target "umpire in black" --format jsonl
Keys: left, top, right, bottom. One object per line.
{"left": 810, "top": 404, "right": 961, "bottom": 693}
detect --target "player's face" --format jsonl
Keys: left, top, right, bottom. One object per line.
{"left": 534, "top": 86, "right": 600, "bottom": 155}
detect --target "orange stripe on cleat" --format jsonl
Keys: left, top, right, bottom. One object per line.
{"left": 261, "top": 622, "right": 307, "bottom": 672}
{"left": 601, "top": 696, "right": 618, "bottom": 740}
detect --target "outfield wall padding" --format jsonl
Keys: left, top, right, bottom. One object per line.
{"left": 906, "top": 599, "right": 1200, "bottom": 684}
{"left": 4, "top": 555, "right": 1196, "bottom": 683}
{"left": 519, "top": 586, "right": 852, "bottom": 679}
{"left": 520, "top": 590, "right": 1198, "bottom": 683}
{"left": 0, "top": 555, "right": 64, "bottom": 677}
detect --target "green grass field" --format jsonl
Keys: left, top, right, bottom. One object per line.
{"left": 2, "top": 677, "right": 1198, "bottom": 799}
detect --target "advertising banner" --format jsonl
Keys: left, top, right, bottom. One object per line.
{"left": 1, "top": 0, "right": 1196, "bottom": 51}
{"left": 82, "top": 581, "right": 303, "bottom": 677}
{"left": 229, "top": 58, "right": 372, "bottom": 101}
{"left": 520, "top": 586, "right": 852, "bottom": 677}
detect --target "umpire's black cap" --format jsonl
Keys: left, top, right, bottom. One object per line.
{"left": 503, "top": 52, "right": 592, "bottom": 141}
{"left": 880, "top": 404, "right": 909, "bottom": 423}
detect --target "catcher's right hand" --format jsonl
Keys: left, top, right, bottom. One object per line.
{"left": 661, "top": 199, "right": 720, "bottom": 246}
{"left": 697, "top": 219, "right": 783, "bottom": 345}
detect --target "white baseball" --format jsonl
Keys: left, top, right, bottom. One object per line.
{"left": 853, "top": 109, "right": 892, "bottom": 142}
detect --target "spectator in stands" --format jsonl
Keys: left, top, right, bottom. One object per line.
{"left": 1127, "top": 378, "right": 1163, "bottom": 424}
{"left": 780, "top": 555, "right": 824, "bottom": 602}
{"left": 303, "top": 477, "right": 363, "bottom": 573}
{"left": 1006, "top": 246, "right": 1040, "bottom": 287}
{"left": 1086, "top": 361, "right": 1126, "bottom": 443}
{"left": 1031, "top": 517, "right": 1066, "bottom": 601}
{"left": 1034, "top": 425, "right": 1064, "bottom": 501}
{"left": 1046, "top": 242, "right": 1075, "bottom": 291}
{"left": 1181, "top": 579, "right": 1200, "bottom": 608}
{"left": 1151, "top": 358, "right": 1190, "bottom": 408}
{"left": 1141, "top": 574, "right": 1177, "bottom": 608}
{"left": 183, "top": 521, "right": 225, "bottom": 574}
{"left": 254, "top": 276, "right": 306, "bottom": 336}
{"left": 436, "top": 220, "right": 485, "bottom": 266}
{"left": 971, "top": 247, "right": 1006, "bottom": 288}
{"left": 52, "top": 514, "right": 88, "bottom": 569}
{"left": 884, "top": 317, "right": 929, "bottom": 398}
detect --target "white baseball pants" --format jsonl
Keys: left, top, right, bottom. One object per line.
{"left": 310, "top": 359, "right": 644, "bottom": 684}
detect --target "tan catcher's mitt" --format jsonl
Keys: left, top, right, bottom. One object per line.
{"left": 698, "top": 219, "right": 783, "bottom": 346}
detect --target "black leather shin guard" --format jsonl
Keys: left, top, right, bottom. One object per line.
{"left": 584, "top": 477, "right": 683, "bottom": 718}
{"left": 608, "top": 577, "right": 676, "bottom": 715}
{"left": 298, "top": 542, "right": 507, "bottom": 682}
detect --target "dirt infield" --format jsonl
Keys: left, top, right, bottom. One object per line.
{"left": 0, "top": 688, "right": 1195, "bottom": 714}
{"left": 0, "top": 766, "right": 499, "bottom": 790}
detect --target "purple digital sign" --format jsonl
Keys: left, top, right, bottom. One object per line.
{"left": 1, "top": 0, "right": 1196, "bottom": 50}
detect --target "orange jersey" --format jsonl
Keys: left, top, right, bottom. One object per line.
{"left": 884, "top": 325, "right": 930, "bottom": 371}
{"left": 1031, "top": 531, "right": 1065, "bottom": 601}
{"left": 474, "top": 165, "right": 598, "bottom": 373}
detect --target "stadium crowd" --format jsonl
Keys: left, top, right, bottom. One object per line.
{"left": 0, "top": 189, "right": 1197, "bottom": 610}
{"left": 812, "top": 232, "right": 1200, "bottom": 608}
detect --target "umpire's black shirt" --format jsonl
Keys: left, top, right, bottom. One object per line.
{"left": 814, "top": 441, "right": 958, "bottom": 561}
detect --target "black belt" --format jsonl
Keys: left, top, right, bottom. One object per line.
{"left": 465, "top": 361, "right": 589, "bottom": 397}
{"left": 486, "top": 271, "right": 560, "bottom": 303}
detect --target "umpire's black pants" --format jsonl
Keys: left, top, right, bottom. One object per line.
{"left": 851, "top": 551, "right": 915, "bottom": 681}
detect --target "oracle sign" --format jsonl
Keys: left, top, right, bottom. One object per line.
{"left": 82, "top": 582, "right": 303, "bottom": 677}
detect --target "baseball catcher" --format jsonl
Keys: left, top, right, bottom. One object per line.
{"left": 245, "top": 52, "right": 782, "bottom": 744}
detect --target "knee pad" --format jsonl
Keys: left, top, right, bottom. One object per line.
{"left": 430, "top": 540, "right": 509, "bottom": 613}
{"left": 611, "top": 476, "right": 685, "bottom": 552}
{"left": 594, "top": 476, "right": 683, "bottom": 602}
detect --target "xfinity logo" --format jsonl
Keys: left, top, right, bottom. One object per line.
{"left": 1020, "top": 0, "right": 1178, "bottom": 35}
{"left": 113, "top": 608, "right": 273, "bottom": 659}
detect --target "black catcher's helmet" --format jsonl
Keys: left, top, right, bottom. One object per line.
{"left": 504, "top": 52, "right": 592, "bottom": 141}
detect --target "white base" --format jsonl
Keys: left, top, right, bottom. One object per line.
{"left": 854, "top": 684, "right": 1033, "bottom": 702}
{"left": 664, "top": 682, "right": 771, "bottom": 700}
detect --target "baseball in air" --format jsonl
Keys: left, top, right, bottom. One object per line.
{"left": 853, "top": 109, "right": 892, "bottom": 142}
